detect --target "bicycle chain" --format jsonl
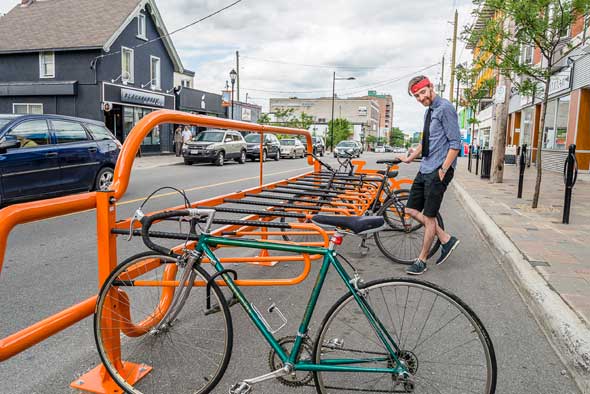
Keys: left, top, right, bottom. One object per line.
{"left": 267, "top": 335, "right": 314, "bottom": 387}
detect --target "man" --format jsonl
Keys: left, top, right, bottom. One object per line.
{"left": 181, "top": 126, "right": 192, "bottom": 146}
{"left": 399, "top": 75, "right": 461, "bottom": 275}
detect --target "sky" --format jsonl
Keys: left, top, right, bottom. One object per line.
{"left": 0, "top": 0, "right": 476, "bottom": 135}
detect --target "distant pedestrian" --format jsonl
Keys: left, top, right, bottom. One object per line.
{"left": 174, "top": 126, "right": 183, "bottom": 156}
{"left": 181, "top": 126, "right": 192, "bottom": 146}
{"left": 397, "top": 75, "right": 461, "bottom": 275}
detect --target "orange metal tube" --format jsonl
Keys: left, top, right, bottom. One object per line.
{"left": 0, "top": 296, "right": 96, "bottom": 361}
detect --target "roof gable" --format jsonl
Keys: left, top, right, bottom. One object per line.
{"left": 0, "top": 0, "right": 183, "bottom": 72}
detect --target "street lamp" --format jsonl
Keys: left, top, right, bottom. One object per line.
{"left": 330, "top": 72, "right": 355, "bottom": 151}
{"left": 229, "top": 69, "right": 237, "bottom": 119}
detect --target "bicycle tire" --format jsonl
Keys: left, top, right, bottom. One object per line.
{"left": 94, "top": 251, "right": 233, "bottom": 394}
{"left": 374, "top": 194, "right": 444, "bottom": 265}
{"left": 312, "top": 277, "right": 497, "bottom": 394}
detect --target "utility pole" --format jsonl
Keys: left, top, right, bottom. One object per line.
{"left": 449, "top": 9, "right": 458, "bottom": 103}
{"left": 439, "top": 56, "right": 445, "bottom": 96}
{"left": 236, "top": 51, "right": 240, "bottom": 102}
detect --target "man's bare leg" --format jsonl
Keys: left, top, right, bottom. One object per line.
{"left": 405, "top": 207, "right": 450, "bottom": 261}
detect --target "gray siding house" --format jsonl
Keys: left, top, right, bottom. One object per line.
{"left": 0, "top": 0, "right": 189, "bottom": 154}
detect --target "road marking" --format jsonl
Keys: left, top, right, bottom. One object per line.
{"left": 38, "top": 166, "right": 311, "bottom": 221}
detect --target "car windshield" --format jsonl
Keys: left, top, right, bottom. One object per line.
{"left": 337, "top": 141, "right": 356, "bottom": 147}
{"left": 280, "top": 139, "right": 295, "bottom": 146}
{"left": 194, "top": 131, "right": 224, "bottom": 142}
{"left": 245, "top": 134, "right": 261, "bottom": 143}
{"left": 0, "top": 118, "right": 12, "bottom": 129}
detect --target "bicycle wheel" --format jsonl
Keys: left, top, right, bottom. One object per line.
{"left": 313, "top": 278, "right": 496, "bottom": 394}
{"left": 374, "top": 193, "right": 444, "bottom": 265}
{"left": 94, "top": 252, "right": 233, "bottom": 394}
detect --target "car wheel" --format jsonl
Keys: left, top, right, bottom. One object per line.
{"left": 320, "top": 149, "right": 324, "bottom": 157}
{"left": 95, "top": 167, "right": 114, "bottom": 191}
{"left": 238, "top": 150, "right": 246, "bottom": 164}
{"left": 274, "top": 150, "right": 280, "bottom": 161}
{"left": 184, "top": 158, "right": 194, "bottom": 165}
{"left": 262, "top": 149, "right": 267, "bottom": 162}
{"left": 215, "top": 151, "right": 225, "bottom": 166}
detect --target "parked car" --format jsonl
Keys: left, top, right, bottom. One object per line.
{"left": 384, "top": 145, "right": 394, "bottom": 152}
{"left": 352, "top": 140, "right": 364, "bottom": 154}
{"left": 183, "top": 129, "right": 246, "bottom": 166}
{"left": 300, "top": 136, "right": 325, "bottom": 156}
{"left": 334, "top": 140, "right": 361, "bottom": 158}
{"left": 279, "top": 138, "right": 305, "bottom": 158}
{"left": 374, "top": 145, "right": 386, "bottom": 153}
{"left": 244, "top": 133, "right": 281, "bottom": 161}
{"left": 0, "top": 114, "right": 120, "bottom": 206}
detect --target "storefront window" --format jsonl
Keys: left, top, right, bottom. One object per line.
{"left": 542, "top": 95, "right": 569, "bottom": 150}
{"left": 122, "top": 106, "right": 159, "bottom": 145}
{"left": 521, "top": 107, "right": 534, "bottom": 147}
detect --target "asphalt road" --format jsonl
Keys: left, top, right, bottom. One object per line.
{"left": 0, "top": 153, "right": 580, "bottom": 393}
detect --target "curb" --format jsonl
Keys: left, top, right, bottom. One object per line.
{"left": 453, "top": 180, "right": 590, "bottom": 394}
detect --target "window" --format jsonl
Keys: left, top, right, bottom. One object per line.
{"left": 86, "top": 124, "right": 115, "bottom": 141}
{"left": 522, "top": 44, "right": 533, "bottom": 64}
{"left": 121, "top": 47, "right": 134, "bottom": 83}
{"left": 583, "top": 14, "right": 590, "bottom": 43}
{"left": 542, "top": 95, "right": 570, "bottom": 149}
{"left": 150, "top": 56, "right": 161, "bottom": 90}
{"left": 13, "top": 103, "right": 43, "bottom": 114}
{"left": 52, "top": 120, "right": 89, "bottom": 144}
{"left": 8, "top": 120, "right": 50, "bottom": 148}
{"left": 231, "top": 133, "right": 243, "bottom": 142}
{"left": 137, "top": 13, "right": 147, "bottom": 39}
{"left": 39, "top": 52, "right": 54, "bottom": 78}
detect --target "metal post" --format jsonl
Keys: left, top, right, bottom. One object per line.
{"left": 231, "top": 80, "right": 235, "bottom": 120}
{"left": 330, "top": 71, "right": 335, "bottom": 151}
{"left": 468, "top": 144, "right": 472, "bottom": 172}
{"left": 562, "top": 144, "right": 577, "bottom": 224}
{"left": 475, "top": 145, "right": 479, "bottom": 175}
{"left": 517, "top": 144, "right": 527, "bottom": 199}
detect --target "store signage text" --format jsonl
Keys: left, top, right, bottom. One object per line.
{"left": 121, "top": 88, "right": 165, "bottom": 107}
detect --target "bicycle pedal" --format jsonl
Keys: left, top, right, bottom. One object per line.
{"left": 229, "top": 382, "right": 252, "bottom": 394}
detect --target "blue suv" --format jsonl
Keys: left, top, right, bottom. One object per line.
{"left": 0, "top": 114, "right": 121, "bottom": 206}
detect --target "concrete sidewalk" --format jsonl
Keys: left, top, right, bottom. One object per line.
{"left": 453, "top": 157, "right": 590, "bottom": 393}
{"left": 131, "top": 153, "right": 184, "bottom": 170}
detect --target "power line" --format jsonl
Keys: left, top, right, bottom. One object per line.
{"left": 241, "top": 62, "right": 439, "bottom": 96}
{"left": 241, "top": 55, "right": 433, "bottom": 71}
{"left": 92, "top": 0, "right": 243, "bottom": 63}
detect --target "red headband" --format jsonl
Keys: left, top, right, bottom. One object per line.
{"left": 410, "top": 78, "right": 431, "bottom": 94}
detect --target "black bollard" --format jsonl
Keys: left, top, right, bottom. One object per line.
{"left": 475, "top": 146, "right": 480, "bottom": 175}
{"left": 468, "top": 145, "right": 473, "bottom": 172}
{"left": 517, "top": 144, "right": 527, "bottom": 199}
{"left": 562, "top": 144, "right": 578, "bottom": 224}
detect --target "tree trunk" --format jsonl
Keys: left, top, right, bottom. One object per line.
{"left": 491, "top": 78, "right": 511, "bottom": 183}
{"left": 532, "top": 76, "right": 551, "bottom": 209}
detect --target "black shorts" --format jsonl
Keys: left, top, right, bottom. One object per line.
{"left": 406, "top": 167, "right": 454, "bottom": 218}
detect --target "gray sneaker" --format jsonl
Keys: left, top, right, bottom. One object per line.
{"left": 436, "top": 236, "right": 460, "bottom": 265}
{"left": 406, "top": 259, "right": 427, "bottom": 275}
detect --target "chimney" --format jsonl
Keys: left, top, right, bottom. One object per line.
{"left": 20, "top": 0, "right": 35, "bottom": 7}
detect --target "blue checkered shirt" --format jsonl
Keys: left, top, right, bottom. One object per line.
{"left": 419, "top": 95, "right": 462, "bottom": 174}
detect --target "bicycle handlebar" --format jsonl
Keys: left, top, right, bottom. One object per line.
{"left": 376, "top": 158, "right": 402, "bottom": 165}
{"left": 140, "top": 208, "right": 215, "bottom": 255}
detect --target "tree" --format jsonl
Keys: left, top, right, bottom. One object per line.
{"left": 389, "top": 127, "right": 406, "bottom": 147}
{"left": 365, "top": 135, "right": 377, "bottom": 149}
{"left": 257, "top": 113, "right": 271, "bottom": 125}
{"left": 328, "top": 118, "right": 353, "bottom": 146}
{"left": 465, "top": 0, "right": 590, "bottom": 208}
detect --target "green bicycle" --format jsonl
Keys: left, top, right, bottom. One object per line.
{"left": 94, "top": 208, "right": 497, "bottom": 394}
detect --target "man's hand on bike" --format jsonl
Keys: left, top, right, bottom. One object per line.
{"left": 397, "top": 155, "right": 412, "bottom": 164}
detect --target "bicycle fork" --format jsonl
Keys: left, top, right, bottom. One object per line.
{"left": 152, "top": 251, "right": 201, "bottom": 333}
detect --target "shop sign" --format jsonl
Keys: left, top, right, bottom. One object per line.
{"left": 121, "top": 88, "right": 165, "bottom": 107}
{"left": 494, "top": 85, "right": 506, "bottom": 104}
{"left": 548, "top": 68, "right": 571, "bottom": 96}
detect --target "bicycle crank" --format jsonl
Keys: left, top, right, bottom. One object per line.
{"left": 268, "top": 335, "right": 314, "bottom": 387}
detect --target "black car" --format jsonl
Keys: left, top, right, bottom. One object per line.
{"left": 0, "top": 114, "right": 120, "bottom": 206}
{"left": 244, "top": 133, "right": 281, "bottom": 161}
{"left": 301, "top": 136, "right": 325, "bottom": 156}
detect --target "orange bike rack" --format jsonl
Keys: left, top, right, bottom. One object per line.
{"left": 0, "top": 110, "right": 321, "bottom": 393}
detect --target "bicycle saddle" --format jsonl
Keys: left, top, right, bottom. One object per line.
{"left": 376, "top": 170, "right": 398, "bottom": 178}
{"left": 311, "top": 215, "right": 386, "bottom": 235}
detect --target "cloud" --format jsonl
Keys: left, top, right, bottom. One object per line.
{"left": 0, "top": 0, "right": 475, "bottom": 133}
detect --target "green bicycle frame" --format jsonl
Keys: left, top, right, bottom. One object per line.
{"left": 196, "top": 233, "right": 407, "bottom": 375}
